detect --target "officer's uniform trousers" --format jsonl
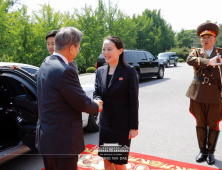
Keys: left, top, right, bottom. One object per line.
{"left": 189, "top": 99, "right": 222, "bottom": 131}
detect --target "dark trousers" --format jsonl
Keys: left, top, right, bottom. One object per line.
{"left": 43, "top": 155, "right": 78, "bottom": 170}
{"left": 189, "top": 99, "right": 222, "bottom": 131}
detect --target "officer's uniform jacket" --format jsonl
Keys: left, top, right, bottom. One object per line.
{"left": 186, "top": 47, "right": 222, "bottom": 104}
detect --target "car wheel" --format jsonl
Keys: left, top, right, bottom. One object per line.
{"left": 174, "top": 61, "right": 178, "bottom": 67}
{"left": 85, "top": 113, "right": 100, "bottom": 132}
{"left": 136, "top": 71, "right": 140, "bottom": 81}
{"left": 166, "top": 62, "right": 169, "bottom": 68}
{"left": 157, "top": 67, "right": 164, "bottom": 79}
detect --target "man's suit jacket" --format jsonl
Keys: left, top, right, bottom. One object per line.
{"left": 36, "top": 55, "right": 98, "bottom": 158}
{"left": 93, "top": 63, "right": 139, "bottom": 130}
{"left": 32, "top": 56, "right": 78, "bottom": 79}
{"left": 186, "top": 47, "right": 222, "bottom": 104}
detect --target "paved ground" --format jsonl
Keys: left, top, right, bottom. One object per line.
{"left": 1, "top": 62, "right": 222, "bottom": 170}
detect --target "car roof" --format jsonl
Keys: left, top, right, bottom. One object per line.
{"left": 124, "top": 50, "right": 149, "bottom": 53}
{"left": 0, "top": 62, "right": 39, "bottom": 70}
{"left": 158, "top": 52, "right": 176, "bottom": 55}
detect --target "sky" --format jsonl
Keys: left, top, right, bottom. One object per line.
{"left": 19, "top": 0, "right": 222, "bottom": 33}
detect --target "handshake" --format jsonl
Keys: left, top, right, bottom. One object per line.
{"left": 94, "top": 99, "right": 103, "bottom": 112}
{"left": 207, "top": 54, "right": 222, "bottom": 66}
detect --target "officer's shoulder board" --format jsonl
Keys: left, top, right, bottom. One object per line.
{"left": 190, "top": 47, "right": 201, "bottom": 57}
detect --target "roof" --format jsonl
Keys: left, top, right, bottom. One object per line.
{"left": 158, "top": 52, "right": 176, "bottom": 55}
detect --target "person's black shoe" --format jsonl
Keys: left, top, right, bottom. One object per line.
{"left": 196, "top": 150, "right": 207, "bottom": 162}
{"left": 207, "top": 129, "right": 220, "bottom": 165}
{"left": 207, "top": 152, "right": 215, "bottom": 165}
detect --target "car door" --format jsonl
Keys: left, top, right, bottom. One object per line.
{"left": 137, "top": 52, "right": 150, "bottom": 75}
{"left": 169, "top": 54, "right": 175, "bottom": 64}
{"left": 172, "top": 53, "right": 178, "bottom": 63}
{"left": 145, "top": 52, "right": 159, "bottom": 74}
{"left": 0, "top": 67, "right": 37, "bottom": 149}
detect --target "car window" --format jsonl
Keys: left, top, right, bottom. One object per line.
{"left": 158, "top": 53, "right": 169, "bottom": 59}
{"left": 124, "top": 51, "right": 138, "bottom": 63}
{"left": 21, "top": 67, "right": 37, "bottom": 74}
{"left": 3, "top": 76, "right": 36, "bottom": 100}
{"left": 145, "top": 52, "right": 154, "bottom": 61}
{"left": 138, "top": 52, "right": 147, "bottom": 61}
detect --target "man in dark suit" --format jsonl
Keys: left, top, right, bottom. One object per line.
{"left": 36, "top": 27, "right": 103, "bottom": 170}
{"left": 186, "top": 22, "right": 222, "bottom": 165}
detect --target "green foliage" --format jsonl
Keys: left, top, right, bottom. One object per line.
{"left": 132, "top": 9, "right": 175, "bottom": 55}
{"left": 1, "top": 0, "right": 222, "bottom": 73}
{"left": 86, "top": 67, "right": 96, "bottom": 73}
{"left": 178, "top": 58, "right": 185, "bottom": 62}
{"left": 176, "top": 29, "right": 198, "bottom": 48}
{"left": 167, "top": 47, "right": 190, "bottom": 61}
{"left": 0, "top": 54, "right": 13, "bottom": 62}
{"left": 0, "top": 0, "right": 14, "bottom": 60}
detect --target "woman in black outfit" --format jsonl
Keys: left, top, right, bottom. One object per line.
{"left": 93, "top": 36, "right": 139, "bottom": 170}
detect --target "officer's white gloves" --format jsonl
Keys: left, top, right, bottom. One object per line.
{"left": 207, "top": 55, "right": 221, "bottom": 66}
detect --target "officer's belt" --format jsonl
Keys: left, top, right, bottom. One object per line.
{"left": 194, "top": 75, "right": 220, "bottom": 84}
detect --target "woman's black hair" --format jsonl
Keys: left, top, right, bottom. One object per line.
{"left": 105, "top": 36, "right": 127, "bottom": 66}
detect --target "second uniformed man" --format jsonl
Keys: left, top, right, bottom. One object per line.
{"left": 186, "top": 22, "right": 222, "bottom": 165}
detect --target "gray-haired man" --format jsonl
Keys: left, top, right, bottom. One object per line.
{"left": 36, "top": 27, "right": 103, "bottom": 170}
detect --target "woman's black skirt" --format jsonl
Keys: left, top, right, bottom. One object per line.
{"left": 98, "top": 124, "right": 131, "bottom": 165}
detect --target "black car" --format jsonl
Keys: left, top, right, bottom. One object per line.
{"left": 96, "top": 50, "right": 165, "bottom": 80}
{"left": 0, "top": 62, "right": 99, "bottom": 165}
{"left": 157, "top": 52, "right": 178, "bottom": 68}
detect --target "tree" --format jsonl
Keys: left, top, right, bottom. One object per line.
{"left": 74, "top": 4, "right": 104, "bottom": 72}
{"left": 132, "top": 9, "right": 175, "bottom": 56}
{"left": 176, "top": 29, "right": 197, "bottom": 48}
{"left": 0, "top": 0, "right": 21, "bottom": 61}
{"left": 2, "top": 0, "right": 221, "bottom": 72}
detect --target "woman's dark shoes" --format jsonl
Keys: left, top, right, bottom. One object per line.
{"left": 207, "top": 152, "right": 215, "bottom": 165}
{"left": 196, "top": 151, "right": 207, "bottom": 162}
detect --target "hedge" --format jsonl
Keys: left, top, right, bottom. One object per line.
{"left": 178, "top": 58, "right": 185, "bottom": 62}
{"left": 167, "top": 47, "right": 190, "bottom": 61}
{"left": 86, "top": 67, "right": 96, "bottom": 73}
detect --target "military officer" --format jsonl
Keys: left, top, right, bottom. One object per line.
{"left": 186, "top": 22, "right": 222, "bottom": 165}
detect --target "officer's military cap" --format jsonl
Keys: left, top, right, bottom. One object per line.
{"left": 196, "top": 22, "right": 219, "bottom": 37}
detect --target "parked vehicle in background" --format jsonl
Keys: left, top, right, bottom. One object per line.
{"left": 96, "top": 50, "right": 165, "bottom": 80}
{"left": 157, "top": 52, "right": 178, "bottom": 68}
{"left": 0, "top": 62, "right": 99, "bottom": 165}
